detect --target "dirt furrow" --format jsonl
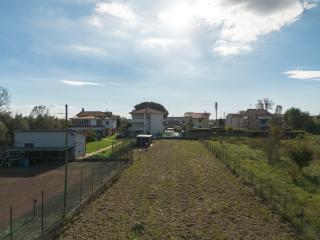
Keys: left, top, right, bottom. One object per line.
{"left": 60, "top": 140, "right": 296, "bottom": 240}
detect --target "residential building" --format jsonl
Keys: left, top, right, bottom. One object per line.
{"left": 226, "top": 109, "right": 272, "bottom": 130}
{"left": 129, "top": 102, "right": 168, "bottom": 135}
{"left": 11, "top": 130, "right": 86, "bottom": 164}
{"left": 70, "top": 108, "right": 117, "bottom": 138}
{"left": 164, "top": 117, "right": 186, "bottom": 129}
{"left": 184, "top": 112, "right": 211, "bottom": 129}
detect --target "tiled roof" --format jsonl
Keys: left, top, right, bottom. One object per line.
{"left": 131, "top": 108, "right": 165, "bottom": 114}
{"left": 76, "top": 111, "right": 110, "bottom": 118}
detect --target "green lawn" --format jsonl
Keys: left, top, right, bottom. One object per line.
{"left": 86, "top": 135, "right": 117, "bottom": 154}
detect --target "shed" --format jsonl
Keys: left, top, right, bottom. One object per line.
{"left": 10, "top": 130, "right": 86, "bottom": 164}
{"left": 136, "top": 134, "right": 153, "bottom": 148}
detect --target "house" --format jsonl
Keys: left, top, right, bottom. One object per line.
{"left": 184, "top": 112, "right": 211, "bottom": 129}
{"left": 69, "top": 108, "right": 117, "bottom": 138}
{"left": 226, "top": 109, "right": 272, "bottom": 130}
{"left": 164, "top": 117, "right": 186, "bottom": 129}
{"left": 129, "top": 102, "right": 168, "bottom": 135}
{"left": 10, "top": 130, "right": 86, "bottom": 164}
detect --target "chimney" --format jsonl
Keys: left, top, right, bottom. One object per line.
{"left": 82, "top": 108, "right": 84, "bottom": 112}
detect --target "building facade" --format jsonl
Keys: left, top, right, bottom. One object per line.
{"left": 184, "top": 112, "right": 211, "bottom": 129}
{"left": 129, "top": 104, "right": 167, "bottom": 135}
{"left": 12, "top": 130, "right": 86, "bottom": 163}
{"left": 70, "top": 109, "right": 117, "bottom": 138}
{"left": 226, "top": 109, "right": 272, "bottom": 130}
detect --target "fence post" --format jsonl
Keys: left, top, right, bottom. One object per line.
{"left": 100, "top": 160, "right": 103, "bottom": 184}
{"left": 283, "top": 192, "right": 287, "bottom": 217}
{"left": 300, "top": 208, "right": 304, "bottom": 231}
{"left": 10, "top": 206, "right": 13, "bottom": 240}
{"left": 41, "top": 190, "right": 44, "bottom": 238}
{"left": 33, "top": 199, "right": 37, "bottom": 218}
{"left": 80, "top": 168, "right": 83, "bottom": 203}
{"left": 91, "top": 166, "right": 94, "bottom": 192}
{"left": 270, "top": 185, "right": 273, "bottom": 216}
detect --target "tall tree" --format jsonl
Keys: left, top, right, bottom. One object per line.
{"left": 0, "top": 87, "right": 10, "bottom": 111}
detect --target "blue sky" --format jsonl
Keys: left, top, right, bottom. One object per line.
{"left": 0, "top": 0, "right": 319, "bottom": 118}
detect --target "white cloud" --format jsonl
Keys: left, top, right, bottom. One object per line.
{"left": 94, "top": 2, "right": 137, "bottom": 24}
{"left": 155, "top": 0, "right": 316, "bottom": 56}
{"left": 61, "top": 80, "right": 102, "bottom": 86}
{"left": 68, "top": 44, "right": 105, "bottom": 55}
{"left": 140, "top": 38, "right": 191, "bottom": 50}
{"left": 284, "top": 70, "right": 320, "bottom": 80}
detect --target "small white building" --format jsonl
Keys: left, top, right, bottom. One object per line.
{"left": 129, "top": 102, "right": 167, "bottom": 135}
{"left": 13, "top": 130, "right": 86, "bottom": 162}
{"left": 184, "top": 112, "right": 211, "bottom": 129}
{"left": 70, "top": 109, "right": 117, "bottom": 137}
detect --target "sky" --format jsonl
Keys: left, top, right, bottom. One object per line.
{"left": 0, "top": 0, "right": 320, "bottom": 118}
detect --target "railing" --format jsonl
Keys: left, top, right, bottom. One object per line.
{"left": 201, "top": 140, "right": 319, "bottom": 240}
{"left": 0, "top": 141, "right": 134, "bottom": 240}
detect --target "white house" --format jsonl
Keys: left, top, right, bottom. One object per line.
{"left": 226, "top": 109, "right": 273, "bottom": 130}
{"left": 129, "top": 102, "right": 167, "bottom": 135}
{"left": 184, "top": 112, "right": 211, "bottom": 129}
{"left": 70, "top": 109, "right": 117, "bottom": 138}
{"left": 13, "top": 130, "right": 86, "bottom": 162}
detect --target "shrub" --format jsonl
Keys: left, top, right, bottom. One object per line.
{"left": 288, "top": 142, "right": 313, "bottom": 170}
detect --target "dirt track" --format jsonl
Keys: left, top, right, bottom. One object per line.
{"left": 60, "top": 140, "right": 296, "bottom": 240}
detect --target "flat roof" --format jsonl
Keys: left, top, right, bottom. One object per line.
{"left": 8, "top": 147, "right": 71, "bottom": 152}
{"left": 136, "top": 134, "right": 153, "bottom": 138}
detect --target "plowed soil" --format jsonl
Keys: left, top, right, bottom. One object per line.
{"left": 60, "top": 140, "right": 296, "bottom": 240}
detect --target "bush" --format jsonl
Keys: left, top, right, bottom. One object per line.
{"left": 288, "top": 142, "right": 313, "bottom": 170}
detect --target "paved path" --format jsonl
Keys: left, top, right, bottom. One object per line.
{"left": 78, "top": 141, "right": 121, "bottom": 160}
{"left": 61, "top": 140, "right": 296, "bottom": 240}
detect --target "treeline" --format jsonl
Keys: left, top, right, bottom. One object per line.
{"left": 0, "top": 104, "right": 67, "bottom": 147}
{"left": 284, "top": 107, "right": 320, "bottom": 134}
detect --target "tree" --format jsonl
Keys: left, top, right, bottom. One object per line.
{"left": 30, "top": 105, "right": 49, "bottom": 117}
{"left": 256, "top": 98, "right": 274, "bottom": 111}
{"left": 265, "top": 117, "right": 282, "bottom": 165}
{"left": 284, "top": 108, "right": 310, "bottom": 130}
{"left": 0, "top": 121, "right": 8, "bottom": 148}
{"left": 0, "top": 87, "right": 10, "bottom": 111}
{"left": 288, "top": 142, "right": 313, "bottom": 170}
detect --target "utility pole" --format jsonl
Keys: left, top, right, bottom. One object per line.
{"left": 215, "top": 101, "right": 218, "bottom": 127}
{"left": 63, "top": 104, "right": 68, "bottom": 215}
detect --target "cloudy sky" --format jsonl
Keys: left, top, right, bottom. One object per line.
{"left": 0, "top": 0, "right": 319, "bottom": 118}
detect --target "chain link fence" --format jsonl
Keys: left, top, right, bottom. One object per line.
{"left": 201, "top": 140, "right": 320, "bottom": 240}
{"left": 0, "top": 140, "right": 134, "bottom": 240}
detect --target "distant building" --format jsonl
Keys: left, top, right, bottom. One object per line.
{"left": 10, "top": 130, "right": 86, "bottom": 164}
{"left": 226, "top": 109, "right": 272, "bottom": 130}
{"left": 70, "top": 108, "right": 117, "bottom": 138}
{"left": 164, "top": 117, "right": 186, "bottom": 129}
{"left": 129, "top": 102, "right": 168, "bottom": 135}
{"left": 184, "top": 112, "right": 211, "bottom": 129}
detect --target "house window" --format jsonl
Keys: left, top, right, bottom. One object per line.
{"left": 189, "top": 119, "right": 192, "bottom": 123}
{"left": 106, "top": 121, "right": 109, "bottom": 126}
{"left": 97, "top": 120, "right": 102, "bottom": 125}
{"left": 199, "top": 119, "right": 202, "bottom": 123}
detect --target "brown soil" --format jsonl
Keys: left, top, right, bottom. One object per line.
{"left": 60, "top": 140, "right": 296, "bottom": 240}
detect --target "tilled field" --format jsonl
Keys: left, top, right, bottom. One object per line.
{"left": 60, "top": 140, "right": 296, "bottom": 240}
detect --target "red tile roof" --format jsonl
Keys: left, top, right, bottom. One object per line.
{"left": 184, "top": 112, "right": 211, "bottom": 119}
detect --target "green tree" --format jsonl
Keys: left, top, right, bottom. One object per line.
{"left": 265, "top": 117, "right": 282, "bottom": 165}
{"left": 288, "top": 142, "right": 313, "bottom": 170}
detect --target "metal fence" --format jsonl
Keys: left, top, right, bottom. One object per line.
{"left": 0, "top": 140, "right": 134, "bottom": 240}
{"left": 201, "top": 140, "right": 319, "bottom": 240}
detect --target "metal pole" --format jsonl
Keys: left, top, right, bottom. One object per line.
{"left": 63, "top": 104, "right": 68, "bottom": 215}
{"left": 80, "top": 168, "right": 83, "bottom": 203}
{"left": 33, "top": 199, "right": 37, "bottom": 218}
{"left": 91, "top": 166, "right": 94, "bottom": 192}
{"left": 10, "top": 206, "right": 13, "bottom": 240}
{"left": 41, "top": 190, "right": 44, "bottom": 237}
